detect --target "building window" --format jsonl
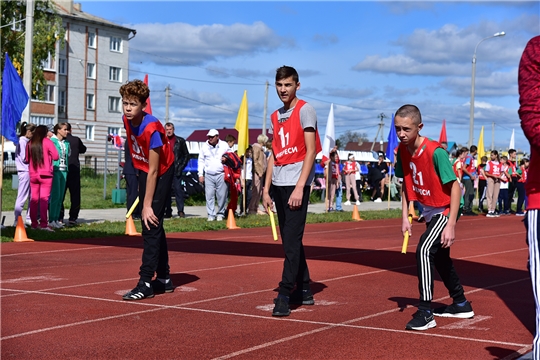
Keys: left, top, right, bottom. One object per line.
{"left": 32, "top": 84, "right": 54, "bottom": 102}
{"left": 87, "top": 63, "right": 95, "bottom": 79}
{"left": 85, "top": 125, "right": 94, "bottom": 141}
{"left": 110, "top": 36, "right": 122, "bottom": 52}
{"left": 86, "top": 94, "right": 95, "bottom": 110}
{"left": 30, "top": 116, "right": 54, "bottom": 126}
{"left": 88, "top": 32, "right": 96, "bottom": 48}
{"left": 109, "top": 66, "right": 121, "bottom": 82}
{"left": 42, "top": 52, "right": 55, "bottom": 71}
{"left": 108, "top": 127, "right": 121, "bottom": 136}
{"left": 108, "top": 96, "right": 121, "bottom": 112}
{"left": 58, "top": 90, "right": 66, "bottom": 114}
{"left": 58, "top": 58, "right": 66, "bottom": 75}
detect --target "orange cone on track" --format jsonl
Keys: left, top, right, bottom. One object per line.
{"left": 409, "top": 202, "right": 418, "bottom": 220}
{"left": 125, "top": 215, "right": 141, "bottom": 236}
{"left": 13, "top": 216, "right": 34, "bottom": 242}
{"left": 226, "top": 209, "right": 240, "bottom": 229}
{"left": 352, "top": 205, "right": 363, "bottom": 221}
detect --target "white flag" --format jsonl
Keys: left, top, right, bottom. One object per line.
{"left": 321, "top": 103, "right": 335, "bottom": 164}
{"left": 509, "top": 129, "right": 515, "bottom": 150}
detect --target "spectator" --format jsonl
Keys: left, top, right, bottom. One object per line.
{"left": 485, "top": 150, "right": 501, "bottom": 217}
{"left": 13, "top": 122, "right": 36, "bottom": 227}
{"left": 368, "top": 162, "right": 384, "bottom": 202}
{"left": 343, "top": 153, "right": 361, "bottom": 206}
{"left": 497, "top": 156, "right": 512, "bottom": 215}
{"left": 324, "top": 150, "right": 339, "bottom": 211}
{"left": 198, "top": 129, "right": 229, "bottom": 221}
{"left": 239, "top": 145, "right": 253, "bottom": 215}
{"left": 222, "top": 151, "right": 242, "bottom": 215}
{"left": 60, "top": 122, "right": 87, "bottom": 225}
{"left": 248, "top": 134, "right": 268, "bottom": 215}
{"left": 164, "top": 122, "right": 190, "bottom": 218}
{"left": 26, "top": 125, "right": 58, "bottom": 231}
{"left": 49, "top": 123, "right": 70, "bottom": 229}
{"left": 507, "top": 149, "right": 519, "bottom": 212}
{"left": 461, "top": 146, "right": 477, "bottom": 216}
{"left": 477, "top": 156, "right": 488, "bottom": 214}
{"left": 516, "top": 158, "right": 529, "bottom": 216}
{"left": 123, "top": 144, "right": 141, "bottom": 220}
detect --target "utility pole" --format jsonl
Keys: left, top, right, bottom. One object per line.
{"left": 491, "top": 121, "right": 495, "bottom": 151}
{"left": 21, "top": 0, "right": 35, "bottom": 124}
{"left": 164, "top": 84, "right": 170, "bottom": 123}
{"left": 370, "top": 113, "right": 386, "bottom": 152}
{"left": 262, "top": 81, "right": 269, "bottom": 136}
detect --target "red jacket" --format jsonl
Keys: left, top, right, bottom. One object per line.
{"left": 518, "top": 36, "right": 540, "bottom": 209}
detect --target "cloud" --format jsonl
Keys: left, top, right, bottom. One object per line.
{"left": 312, "top": 33, "right": 339, "bottom": 46}
{"left": 352, "top": 54, "right": 468, "bottom": 76}
{"left": 442, "top": 68, "right": 518, "bottom": 97}
{"left": 322, "top": 87, "right": 374, "bottom": 99}
{"left": 127, "top": 21, "right": 291, "bottom": 66}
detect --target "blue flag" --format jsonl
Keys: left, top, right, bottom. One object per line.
{"left": 2, "top": 53, "right": 29, "bottom": 145}
{"left": 386, "top": 113, "right": 399, "bottom": 164}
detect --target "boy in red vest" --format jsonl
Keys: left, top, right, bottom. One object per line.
{"left": 394, "top": 104, "right": 473, "bottom": 331}
{"left": 263, "top": 66, "right": 322, "bottom": 317}
{"left": 119, "top": 79, "right": 175, "bottom": 300}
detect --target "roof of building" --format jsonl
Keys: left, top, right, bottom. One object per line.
{"left": 53, "top": 1, "right": 136, "bottom": 33}
{"left": 186, "top": 128, "right": 269, "bottom": 146}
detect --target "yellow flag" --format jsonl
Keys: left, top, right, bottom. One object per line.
{"left": 235, "top": 90, "right": 249, "bottom": 156}
{"left": 477, "top": 126, "right": 485, "bottom": 160}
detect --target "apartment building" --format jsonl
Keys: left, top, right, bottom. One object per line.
{"left": 31, "top": 0, "right": 135, "bottom": 166}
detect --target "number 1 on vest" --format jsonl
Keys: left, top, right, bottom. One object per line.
{"left": 401, "top": 214, "right": 413, "bottom": 254}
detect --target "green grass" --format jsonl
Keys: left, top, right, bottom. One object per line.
{"left": 2, "top": 173, "right": 400, "bottom": 242}
{"left": 1, "top": 208, "right": 403, "bottom": 242}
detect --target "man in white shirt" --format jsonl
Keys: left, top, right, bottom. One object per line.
{"left": 198, "top": 129, "right": 229, "bottom": 221}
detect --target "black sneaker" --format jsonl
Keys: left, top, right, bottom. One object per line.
{"left": 417, "top": 214, "right": 425, "bottom": 223}
{"left": 272, "top": 296, "right": 291, "bottom": 317}
{"left": 122, "top": 282, "right": 154, "bottom": 301}
{"left": 405, "top": 310, "right": 436, "bottom": 331}
{"left": 274, "top": 289, "right": 314, "bottom": 305}
{"left": 151, "top": 278, "right": 174, "bottom": 294}
{"left": 433, "top": 301, "right": 474, "bottom": 319}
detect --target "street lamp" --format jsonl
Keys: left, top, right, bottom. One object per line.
{"left": 468, "top": 31, "right": 505, "bottom": 148}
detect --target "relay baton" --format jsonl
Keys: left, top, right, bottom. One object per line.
{"left": 126, "top": 197, "right": 140, "bottom": 219}
{"left": 268, "top": 207, "right": 278, "bottom": 241}
{"left": 401, "top": 214, "right": 413, "bottom": 254}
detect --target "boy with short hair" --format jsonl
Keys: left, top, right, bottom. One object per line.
{"left": 394, "top": 104, "right": 474, "bottom": 331}
{"left": 119, "top": 79, "right": 175, "bottom": 300}
{"left": 262, "top": 65, "right": 322, "bottom": 317}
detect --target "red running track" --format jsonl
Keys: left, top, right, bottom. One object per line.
{"left": 1, "top": 216, "right": 534, "bottom": 359}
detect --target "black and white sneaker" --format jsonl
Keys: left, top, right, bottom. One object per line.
{"left": 273, "top": 289, "right": 314, "bottom": 305}
{"left": 151, "top": 278, "right": 174, "bottom": 294}
{"left": 405, "top": 310, "right": 436, "bottom": 331}
{"left": 433, "top": 301, "right": 474, "bottom": 319}
{"left": 122, "top": 282, "right": 154, "bottom": 301}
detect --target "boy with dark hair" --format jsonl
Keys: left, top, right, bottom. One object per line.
{"left": 119, "top": 79, "right": 175, "bottom": 300}
{"left": 263, "top": 66, "right": 322, "bottom": 316}
{"left": 394, "top": 104, "right": 473, "bottom": 331}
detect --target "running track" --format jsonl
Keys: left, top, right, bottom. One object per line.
{"left": 1, "top": 216, "right": 534, "bottom": 359}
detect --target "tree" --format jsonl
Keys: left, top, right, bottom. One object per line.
{"left": 1, "top": 0, "right": 65, "bottom": 100}
{"left": 337, "top": 130, "right": 369, "bottom": 149}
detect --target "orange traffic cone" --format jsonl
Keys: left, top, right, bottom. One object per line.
{"left": 409, "top": 202, "right": 418, "bottom": 220}
{"left": 13, "top": 216, "right": 34, "bottom": 242}
{"left": 352, "top": 205, "right": 363, "bottom": 221}
{"left": 226, "top": 209, "right": 240, "bottom": 229}
{"left": 125, "top": 215, "right": 141, "bottom": 236}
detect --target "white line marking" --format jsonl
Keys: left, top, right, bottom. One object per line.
{"left": 0, "top": 275, "right": 65, "bottom": 284}
{"left": 440, "top": 315, "right": 491, "bottom": 330}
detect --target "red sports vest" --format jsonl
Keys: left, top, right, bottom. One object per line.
{"left": 123, "top": 115, "right": 174, "bottom": 176}
{"left": 271, "top": 100, "right": 322, "bottom": 166}
{"left": 500, "top": 164, "right": 509, "bottom": 182}
{"left": 519, "top": 165, "right": 528, "bottom": 183}
{"left": 452, "top": 159, "right": 462, "bottom": 178}
{"left": 508, "top": 160, "right": 518, "bottom": 178}
{"left": 487, "top": 161, "right": 501, "bottom": 177}
{"left": 343, "top": 161, "right": 357, "bottom": 174}
{"left": 478, "top": 164, "right": 486, "bottom": 180}
{"left": 399, "top": 138, "right": 452, "bottom": 207}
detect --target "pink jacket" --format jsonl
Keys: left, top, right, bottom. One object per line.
{"left": 26, "top": 138, "right": 59, "bottom": 178}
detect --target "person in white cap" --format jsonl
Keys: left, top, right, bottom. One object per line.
{"left": 198, "top": 129, "right": 230, "bottom": 221}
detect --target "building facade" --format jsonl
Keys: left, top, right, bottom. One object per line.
{"left": 30, "top": 0, "right": 135, "bottom": 168}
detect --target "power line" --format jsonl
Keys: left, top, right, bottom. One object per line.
{"left": 169, "top": 91, "right": 263, "bottom": 119}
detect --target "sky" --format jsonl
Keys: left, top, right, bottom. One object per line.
{"left": 79, "top": 0, "right": 539, "bottom": 153}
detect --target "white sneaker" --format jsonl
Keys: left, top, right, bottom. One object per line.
{"left": 356, "top": 200, "right": 361, "bottom": 205}
{"left": 207, "top": 216, "right": 215, "bottom": 222}
{"left": 49, "top": 221, "right": 60, "bottom": 229}
{"left": 55, "top": 221, "right": 64, "bottom": 228}
{"left": 344, "top": 201, "right": 351, "bottom": 206}
{"left": 216, "top": 215, "right": 224, "bottom": 221}
{"left": 374, "top": 198, "right": 382, "bottom": 203}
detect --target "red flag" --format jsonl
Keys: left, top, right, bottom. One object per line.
{"left": 143, "top": 74, "right": 153, "bottom": 115}
{"left": 438, "top": 119, "right": 447, "bottom": 144}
